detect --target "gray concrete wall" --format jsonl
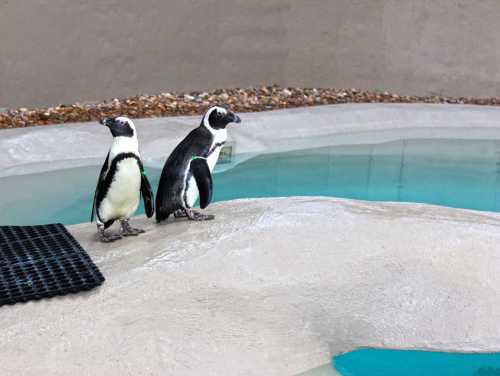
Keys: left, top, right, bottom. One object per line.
{"left": 2, "top": 0, "right": 500, "bottom": 108}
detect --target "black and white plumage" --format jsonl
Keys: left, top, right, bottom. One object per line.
{"left": 91, "top": 117, "right": 154, "bottom": 242}
{"left": 155, "top": 106, "right": 241, "bottom": 222}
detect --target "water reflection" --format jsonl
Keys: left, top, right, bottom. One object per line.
{"left": 215, "top": 138, "right": 500, "bottom": 213}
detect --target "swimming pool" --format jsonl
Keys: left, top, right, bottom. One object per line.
{"left": 2, "top": 137, "right": 500, "bottom": 226}
{"left": 333, "top": 349, "right": 500, "bottom": 376}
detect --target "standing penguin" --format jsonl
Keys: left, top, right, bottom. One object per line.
{"left": 155, "top": 106, "right": 241, "bottom": 222}
{"left": 91, "top": 117, "right": 154, "bottom": 242}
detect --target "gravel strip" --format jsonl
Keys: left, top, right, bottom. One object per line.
{"left": 2, "top": 86, "right": 500, "bottom": 129}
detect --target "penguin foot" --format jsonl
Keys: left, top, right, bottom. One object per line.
{"left": 174, "top": 209, "right": 188, "bottom": 218}
{"left": 99, "top": 230, "right": 122, "bottom": 243}
{"left": 120, "top": 219, "right": 146, "bottom": 236}
{"left": 185, "top": 209, "right": 215, "bottom": 221}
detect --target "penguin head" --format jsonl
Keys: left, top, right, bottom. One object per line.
{"left": 202, "top": 106, "right": 241, "bottom": 130}
{"left": 100, "top": 117, "right": 136, "bottom": 138}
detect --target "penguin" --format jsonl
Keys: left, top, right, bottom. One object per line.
{"left": 155, "top": 105, "right": 241, "bottom": 222}
{"left": 91, "top": 116, "right": 154, "bottom": 242}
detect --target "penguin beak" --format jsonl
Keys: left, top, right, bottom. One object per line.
{"left": 229, "top": 113, "right": 241, "bottom": 124}
{"left": 100, "top": 118, "right": 113, "bottom": 127}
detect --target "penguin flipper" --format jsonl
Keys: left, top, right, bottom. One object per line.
{"left": 140, "top": 171, "right": 155, "bottom": 218}
{"left": 190, "top": 158, "right": 213, "bottom": 209}
{"left": 91, "top": 153, "right": 110, "bottom": 222}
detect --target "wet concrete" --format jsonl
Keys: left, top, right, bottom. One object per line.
{"left": 1, "top": 197, "right": 500, "bottom": 375}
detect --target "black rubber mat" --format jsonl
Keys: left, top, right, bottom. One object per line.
{"left": 0, "top": 223, "right": 104, "bottom": 306}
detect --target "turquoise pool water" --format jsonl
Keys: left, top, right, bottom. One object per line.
{"left": 333, "top": 349, "right": 500, "bottom": 376}
{"left": 3, "top": 138, "right": 500, "bottom": 225}
{"left": 2, "top": 137, "right": 500, "bottom": 372}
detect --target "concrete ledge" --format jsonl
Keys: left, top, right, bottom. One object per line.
{"left": 1, "top": 197, "right": 500, "bottom": 375}
{"left": 3, "top": 103, "right": 500, "bottom": 177}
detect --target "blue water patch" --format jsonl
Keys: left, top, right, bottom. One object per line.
{"left": 3, "top": 138, "right": 500, "bottom": 225}
{"left": 333, "top": 349, "right": 500, "bottom": 376}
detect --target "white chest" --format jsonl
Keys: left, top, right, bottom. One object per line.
{"left": 110, "top": 158, "right": 141, "bottom": 194}
{"left": 207, "top": 146, "right": 222, "bottom": 172}
{"left": 99, "top": 158, "right": 141, "bottom": 221}
{"left": 211, "top": 128, "right": 227, "bottom": 145}
{"left": 207, "top": 128, "right": 227, "bottom": 172}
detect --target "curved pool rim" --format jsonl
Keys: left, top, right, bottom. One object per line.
{"left": 3, "top": 103, "right": 500, "bottom": 178}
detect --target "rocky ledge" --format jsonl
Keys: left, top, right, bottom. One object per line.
{"left": 3, "top": 86, "right": 500, "bottom": 129}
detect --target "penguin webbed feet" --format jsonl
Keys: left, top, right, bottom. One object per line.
{"left": 174, "top": 209, "right": 188, "bottom": 218}
{"left": 184, "top": 208, "right": 215, "bottom": 221}
{"left": 120, "top": 219, "right": 146, "bottom": 236}
{"left": 98, "top": 226, "right": 123, "bottom": 243}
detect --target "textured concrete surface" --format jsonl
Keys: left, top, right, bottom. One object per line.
{"left": 3, "top": 103, "right": 500, "bottom": 177}
{"left": 1, "top": 197, "right": 500, "bottom": 375}
{"left": 2, "top": 1, "right": 500, "bottom": 107}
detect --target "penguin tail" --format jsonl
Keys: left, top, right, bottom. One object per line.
{"left": 155, "top": 206, "right": 171, "bottom": 223}
{"left": 155, "top": 192, "right": 175, "bottom": 222}
{"left": 155, "top": 175, "right": 179, "bottom": 222}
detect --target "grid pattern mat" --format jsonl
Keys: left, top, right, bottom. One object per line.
{"left": 0, "top": 224, "right": 105, "bottom": 307}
